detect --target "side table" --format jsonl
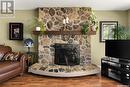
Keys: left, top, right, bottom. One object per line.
{"left": 25, "top": 52, "right": 38, "bottom": 66}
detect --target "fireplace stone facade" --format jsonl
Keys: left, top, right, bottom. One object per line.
{"left": 38, "top": 7, "right": 92, "bottom": 65}
{"left": 38, "top": 35, "right": 91, "bottom": 65}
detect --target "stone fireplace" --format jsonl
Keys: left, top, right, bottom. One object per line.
{"left": 38, "top": 7, "right": 92, "bottom": 65}
{"left": 28, "top": 7, "right": 100, "bottom": 77}
{"left": 54, "top": 43, "right": 80, "bottom": 66}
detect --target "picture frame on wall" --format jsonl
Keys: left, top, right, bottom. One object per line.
{"left": 100, "top": 21, "right": 118, "bottom": 42}
{"left": 9, "top": 23, "right": 23, "bottom": 40}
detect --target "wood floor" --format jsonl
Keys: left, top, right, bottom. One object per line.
{"left": 1, "top": 73, "right": 127, "bottom": 87}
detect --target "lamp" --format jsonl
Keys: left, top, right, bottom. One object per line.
{"left": 24, "top": 38, "right": 34, "bottom": 53}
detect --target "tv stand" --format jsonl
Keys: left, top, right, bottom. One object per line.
{"left": 101, "top": 57, "right": 130, "bottom": 85}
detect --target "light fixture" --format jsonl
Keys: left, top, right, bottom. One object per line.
{"left": 24, "top": 38, "right": 34, "bottom": 53}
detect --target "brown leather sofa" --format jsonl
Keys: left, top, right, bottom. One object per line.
{"left": 0, "top": 45, "right": 27, "bottom": 83}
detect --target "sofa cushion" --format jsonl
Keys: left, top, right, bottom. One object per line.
{"left": 2, "top": 52, "right": 21, "bottom": 61}
{"left": 0, "top": 45, "right": 12, "bottom": 60}
{"left": 0, "top": 61, "right": 20, "bottom": 74}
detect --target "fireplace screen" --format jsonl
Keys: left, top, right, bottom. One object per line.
{"left": 54, "top": 43, "right": 80, "bottom": 66}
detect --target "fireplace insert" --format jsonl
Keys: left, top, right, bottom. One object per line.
{"left": 54, "top": 43, "right": 80, "bottom": 66}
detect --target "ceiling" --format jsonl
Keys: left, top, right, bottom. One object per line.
{"left": 15, "top": 0, "right": 130, "bottom": 10}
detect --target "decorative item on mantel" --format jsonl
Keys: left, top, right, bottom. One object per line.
{"left": 31, "top": 17, "right": 45, "bottom": 33}
{"left": 81, "top": 11, "right": 98, "bottom": 35}
{"left": 35, "top": 27, "right": 41, "bottom": 31}
{"left": 89, "top": 11, "right": 98, "bottom": 32}
{"left": 63, "top": 16, "right": 69, "bottom": 31}
{"left": 81, "top": 21, "right": 89, "bottom": 34}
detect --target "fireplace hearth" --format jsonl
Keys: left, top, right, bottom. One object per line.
{"left": 54, "top": 43, "right": 80, "bottom": 66}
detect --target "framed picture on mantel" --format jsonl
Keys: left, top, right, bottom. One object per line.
{"left": 100, "top": 21, "right": 118, "bottom": 42}
{"left": 9, "top": 23, "right": 23, "bottom": 40}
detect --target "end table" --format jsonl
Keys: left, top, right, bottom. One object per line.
{"left": 26, "top": 52, "right": 38, "bottom": 66}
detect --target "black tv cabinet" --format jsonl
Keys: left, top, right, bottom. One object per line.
{"left": 101, "top": 57, "right": 130, "bottom": 85}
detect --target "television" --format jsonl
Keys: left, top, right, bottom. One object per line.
{"left": 105, "top": 40, "right": 130, "bottom": 60}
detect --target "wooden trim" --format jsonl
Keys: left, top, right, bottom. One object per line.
{"left": 33, "top": 31, "right": 96, "bottom": 35}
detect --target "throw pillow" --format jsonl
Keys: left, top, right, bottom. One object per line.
{"left": 0, "top": 53, "right": 4, "bottom": 60}
{"left": 13, "top": 52, "right": 21, "bottom": 60}
{"left": 3, "top": 52, "right": 20, "bottom": 61}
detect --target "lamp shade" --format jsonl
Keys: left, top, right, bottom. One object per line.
{"left": 24, "top": 38, "right": 34, "bottom": 47}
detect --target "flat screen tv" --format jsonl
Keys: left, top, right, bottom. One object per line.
{"left": 105, "top": 40, "right": 130, "bottom": 60}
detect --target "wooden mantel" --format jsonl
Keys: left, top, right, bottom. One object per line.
{"left": 33, "top": 31, "right": 96, "bottom": 35}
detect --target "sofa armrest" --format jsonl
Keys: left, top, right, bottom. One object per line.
{"left": 19, "top": 54, "right": 28, "bottom": 74}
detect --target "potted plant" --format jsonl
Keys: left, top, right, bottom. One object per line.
{"left": 29, "top": 17, "right": 45, "bottom": 33}
{"left": 82, "top": 22, "right": 89, "bottom": 34}
{"left": 34, "top": 18, "right": 45, "bottom": 32}
{"left": 113, "top": 25, "right": 130, "bottom": 40}
{"left": 89, "top": 11, "right": 98, "bottom": 32}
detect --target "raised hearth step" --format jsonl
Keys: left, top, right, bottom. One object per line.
{"left": 28, "top": 63, "right": 100, "bottom": 77}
